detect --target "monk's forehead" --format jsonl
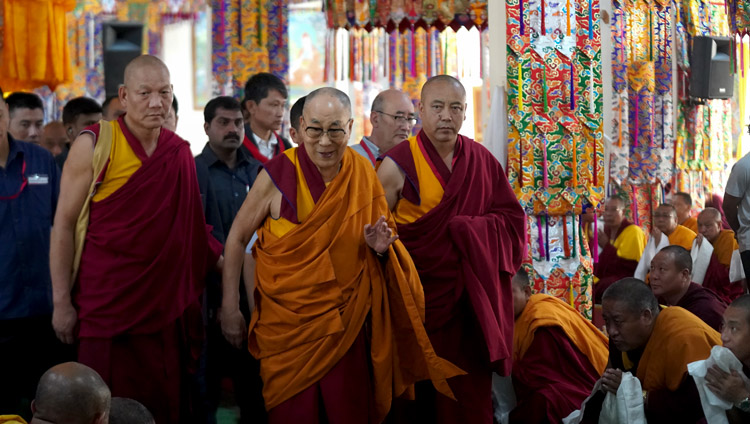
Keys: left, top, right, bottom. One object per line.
{"left": 304, "top": 97, "right": 350, "bottom": 123}
{"left": 125, "top": 64, "right": 170, "bottom": 86}
{"left": 657, "top": 205, "right": 675, "bottom": 215}
{"left": 422, "top": 80, "right": 465, "bottom": 103}
{"left": 698, "top": 209, "right": 721, "bottom": 223}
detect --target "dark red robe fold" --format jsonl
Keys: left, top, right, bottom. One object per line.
{"left": 672, "top": 283, "right": 727, "bottom": 332}
{"left": 593, "top": 220, "right": 638, "bottom": 303}
{"left": 386, "top": 133, "right": 527, "bottom": 372}
{"left": 510, "top": 327, "right": 601, "bottom": 423}
{"left": 703, "top": 253, "right": 745, "bottom": 304}
{"left": 75, "top": 121, "right": 223, "bottom": 338}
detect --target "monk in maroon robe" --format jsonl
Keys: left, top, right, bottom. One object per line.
{"left": 650, "top": 246, "right": 726, "bottom": 331}
{"left": 594, "top": 196, "right": 646, "bottom": 303}
{"left": 50, "top": 56, "right": 222, "bottom": 423}
{"left": 378, "top": 75, "right": 527, "bottom": 423}
{"left": 698, "top": 207, "right": 745, "bottom": 303}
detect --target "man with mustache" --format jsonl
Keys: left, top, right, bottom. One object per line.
{"left": 378, "top": 75, "right": 527, "bottom": 423}
{"left": 352, "top": 89, "right": 416, "bottom": 167}
{"left": 194, "top": 96, "right": 263, "bottom": 423}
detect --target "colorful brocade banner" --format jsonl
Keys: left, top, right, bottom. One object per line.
{"left": 729, "top": 0, "right": 749, "bottom": 36}
{"left": 506, "top": 0, "right": 603, "bottom": 317}
{"left": 324, "top": 0, "right": 488, "bottom": 30}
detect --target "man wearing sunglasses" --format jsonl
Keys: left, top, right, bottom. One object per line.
{"left": 353, "top": 89, "right": 416, "bottom": 167}
{"left": 220, "top": 86, "right": 461, "bottom": 423}
{"left": 0, "top": 86, "right": 72, "bottom": 420}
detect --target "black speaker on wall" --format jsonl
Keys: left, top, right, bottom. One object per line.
{"left": 103, "top": 22, "right": 143, "bottom": 97}
{"left": 690, "top": 35, "right": 733, "bottom": 99}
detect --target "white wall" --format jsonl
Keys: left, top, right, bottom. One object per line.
{"left": 162, "top": 20, "right": 207, "bottom": 156}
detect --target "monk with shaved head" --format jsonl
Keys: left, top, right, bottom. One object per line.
{"left": 378, "top": 75, "right": 527, "bottom": 423}
{"left": 698, "top": 207, "right": 747, "bottom": 302}
{"left": 50, "top": 55, "right": 222, "bottom": 422}
{"left": 31, "top": 362, "right": 110, "bottom": 424}
{"left": 353, "top": 89, "right": 416, "bottom": 166}
{"left": 221, "top": 86, "right": 461, "bottom": 422}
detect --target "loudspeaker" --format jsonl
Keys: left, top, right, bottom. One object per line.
{"left": 103, "top": 22, "right": 143, "bottom": 97}
{"left": 690, "top": 35, "right": 733, "bottom": 99}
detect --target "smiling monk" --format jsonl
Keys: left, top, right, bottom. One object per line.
{"left": 220, "top": 87, "right": 462, "bottom": 424}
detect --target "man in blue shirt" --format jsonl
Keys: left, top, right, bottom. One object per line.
{"left": 195, "top": 96, "right": 263, "bottom": 424}
{"left": 0, "top": 87, "right": 72, "bottom": 419}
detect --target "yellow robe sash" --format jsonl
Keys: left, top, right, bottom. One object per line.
{"left": 667, "top": 225, "right": 696, "bottom": 251}
{"left": 393, "top": 136, "right": 445, "bottom": 225}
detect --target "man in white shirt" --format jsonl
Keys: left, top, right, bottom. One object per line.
{"left": 724, "top": 139, "right": 750, "bottom": 294}
{"left": 241, "top": 72, "right": 292, "bottom": 163}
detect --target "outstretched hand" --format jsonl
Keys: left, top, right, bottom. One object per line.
{"left": 364, "top": 215, "right": 399, "bottom": 255}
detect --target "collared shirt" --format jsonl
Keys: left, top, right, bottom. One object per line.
{"left": 0, "top": 135, "right": 60, "bottom": 320}
{"left": 350, "top": 136, "right": 380, "bottom": 167}
{"left": 195, "top": 143, "right": 261, "bottom": 243}
{"left": 253, "top": 131, "right": 278, "bottom": 161}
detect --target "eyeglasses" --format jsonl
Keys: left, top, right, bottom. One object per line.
{"left": 305, "top": 124, "right": 349, "bottom": 142}
{"left": 375, "top": 111, "right": 418, "bottom": 125}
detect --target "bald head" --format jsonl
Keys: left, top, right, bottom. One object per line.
{"left": 370, "top": 89, "right": 415, "bottom": 152}
{"left": 698, "top": 207, "right": 722, "bottom": 224}
{"left": 697, "top": 207, "right": 723, "bottom": 243}
{"left": 421, "top": 75, "right": 466, "bottom": 102}
{"left": 123, "top": 55, "right": 170, "bottom": 87}
{"left": 304, "top": 87, "right": 351, "bottom": 118}
{"left": 41, "top": 121, "right": 68, "bottom": 156}
{"left": 110, "top": 398, "right": 154, "bottom": 424}
{"left": 32, "top": 362, "right": 110, "bottom": 424}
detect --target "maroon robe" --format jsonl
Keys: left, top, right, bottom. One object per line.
{"left": 593, "top": 220, "right": 639, "bottom": 303}
{"left": 75, "top": 116, "right": 222, "bottom": 423}
{"left": 385, "top": 131, "right": 527, "bottom": 423}
{"left": 670, "top": 283, "right": 727, "bottom": 332}
{"left": 703, "top": 253, "right": 745, "bottom": 304}
{"left": 510, "top": 327, "right": 601, "bottom": 423}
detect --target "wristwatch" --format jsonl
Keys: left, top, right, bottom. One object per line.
{"left": 736, "top": 396, "right": 750, "bottom": 413}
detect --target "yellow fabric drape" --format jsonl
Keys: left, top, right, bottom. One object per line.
{"left": 613, "top": 224, "right": 647, "bottom": 262}
{"left": 1, "top": 0, "right": 76, "bottom": 91}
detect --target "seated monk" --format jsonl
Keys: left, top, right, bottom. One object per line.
{"left": 649, "top": 246, "right": 727, "bottom": 331}
{"left": 705, "top": 295, "right": 750, "bottom": 423}
{"left": 635, "top": 203, "right": 696, "bottom": 281}
{"left": 674, "top": 192, "right": 698, "bottom": 233}
{"left": 509, "top": 269, "right": 608, "bottom": 423}
{"left": 219, "top": 87, "right": 463, "bottom": 423}
{"left": 594, "top": 196, "right": 646, "bottom": 303}
{"left": 698, "top": 208, "right": 746, "bottom": 303}
{"left": 581, "top": 278, "right": 721, "bottom": 423}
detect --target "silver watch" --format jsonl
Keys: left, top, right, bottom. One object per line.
{"left": 736, "top": 396, "right": 750, "bottom": 413}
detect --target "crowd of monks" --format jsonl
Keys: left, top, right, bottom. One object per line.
{"left": 2, "top": 53, "right": 750, "bottom": 424}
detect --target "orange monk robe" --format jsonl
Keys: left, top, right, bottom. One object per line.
{"left": 511, "top": 295, "right": 608, "bottom": 422}
{"left": 668, "top": 224, "right": 697, "bottom": 250}
{"left": 712, "top": 229, "right": 739, "bottom": 267}
{"left": 681, "top": 216, "right": 698, "bottom": 233}
{"left": 603, "top": 307, "right": 721, "bottom": 423}
{"left": 250, "top": 147, "right": 463, "bottom": 422}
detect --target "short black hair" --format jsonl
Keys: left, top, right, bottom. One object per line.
{"left": 289, "top": 96, "right": 306, "bottom": 132}
{"left": 102, "top": 95, "right": 119, "bottom": 113}
{"left": 172, "top": 94, "right": 178, "bottom": 114}
{"left": 657, "top": 203, "right": 677, "bottom": 217}
{"left": 62, "top": 97, "right": 102, "bottom": 125}
{"left": 244, "top": 72, "right": 288, "bottom": 106}
{"left": 603, "top": 278, "right": 660, "bottom": 316}
{"left": 674, "top": 192, "right": 692, "bottom": 207}
{"left": 659, "top": 245, "right": 693, "bottom": 275}
{"left": 110, "top": 397, "right": 154, "bottom": 424}
{"left": 204, "top": 96, "right": 242, "bottom": 124}
{"left": 6, "top": 92, "right": 44, "bottom": 114}
{"left": 730, "top": 294, "right": 750, "bottom": 325}
{"left": 512, "top": 267, "right": 530, "bottom": 288}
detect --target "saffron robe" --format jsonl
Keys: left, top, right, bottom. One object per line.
{"left": 586, "top": 307, "right": 721, "bottom": 423}
{"left": 635, "top": 225, "right": 697, "bottom": 281}
{"left": 75, "top": 116, "right": 222, "bottom": 423}
{"left": 593, "top": 220, "right": 646, "bottom": 302}
{"left": 703, "top": 230, "right": 746, "bottom": 303}
{"left": 250, "top": 146, "right": 463, "bottom": 423}
{"left": 511, "top": 294, "right": 608, "bottom": 422}
{"left": 385, "top": 130, "right": 527, "bottom": 423}
{"left": 682, "top": 216, "right": 699, "bottom": 233}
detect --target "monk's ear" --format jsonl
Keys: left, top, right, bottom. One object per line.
{"left": 463, "top": 103, "right": 468, "bottom": 121}
{"left": 30, "top": 399, "right": 37, "bottom": 414}
{"left": 347, "top": 118, "right": 353, "bottom": 133}
{"left": 118, "top": 84, "right": 127, "bottom": 108}
{"left": 523, "top": 285, "right": 532, "bottom": 298}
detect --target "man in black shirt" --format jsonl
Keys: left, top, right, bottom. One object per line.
{"left": 194, "top": 96, "right": 263, "bottom": 424}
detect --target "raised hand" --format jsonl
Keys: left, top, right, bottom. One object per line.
{"left": 364, "top": 215, "right": 399, "bottom": 255}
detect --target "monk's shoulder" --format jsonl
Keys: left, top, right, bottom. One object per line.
{"left": 384, "top": 137, "right": 415, "bottom": 167}
{"left": 658, "top": 307, "right": 717, "bottom": 340}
